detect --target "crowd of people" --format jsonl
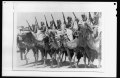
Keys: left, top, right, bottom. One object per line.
{"left": 17, "top": 12, "right": 102, "bottom": 68}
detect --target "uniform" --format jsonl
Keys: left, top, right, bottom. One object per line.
{"left": 66, "top": 21, "right": 74, "bottom": 29}
{"left": 73, "top": 21, "right": 78, "bottom": 30}
{"left": 65, "top": 28, "right": 73, "bottom": 41}
{"left": 34, "top": 24, "right": 46, "bottom": 41}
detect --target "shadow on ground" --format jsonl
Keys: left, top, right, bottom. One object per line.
{"left": 20, "top": 59, "right": 98, "bottom": 68}
{"left": 70, "top": 64, "right": 97, "bottom": 68}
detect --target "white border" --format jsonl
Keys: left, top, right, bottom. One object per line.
{"left": 2, "top": 1, "right": 117, "bottom": 77}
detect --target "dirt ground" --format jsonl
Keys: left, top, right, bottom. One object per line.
{"left": 16, "top": 50, "right": 99, "bottom": 69}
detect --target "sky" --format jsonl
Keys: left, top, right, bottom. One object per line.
{"left": 17, "top": 12, "right": 95, "bottom": 28}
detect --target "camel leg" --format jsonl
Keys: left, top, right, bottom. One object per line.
{"left": 91, "top": 61, "right": 94, "bottom": 67}
{"left": 98, "top": 59, "right": 101, "bottom": 68}
{"left": 20, "top": 51, "right": 24, "bottom": 60}
{"left": 23, "top": 51, "right": 26, "bottom": 60}
{"left": 33, "top": 53, "right": 37, "bottom": 66}
{"left": 33, "top": 48, "right": 38, "bottom": 66}
{"left": 60, "top": 53, "right": 62, "bottom": 66}
{"left": 73, "top": 52, "right": 76, "bottom": 67}
{"left": 43, "top": 51, "right": 47, "bottom": 67}
{"left": 57, "top": 51, "right": 62, "bottom": 67}
{"left": 66, "top": 48, "right": 72, "bottom": 67}
{"left": 74, "top": 52, "right": 79, "bottom": 68}
{"left": 43, "top": 56, "right": 45, "bottom": 66}
{"left": 51, "top": 54, "right": 54, "bottom": 68}
{"left": 41, "top": 50, "right": 44, "bottom": 61}
{"left": 33, "top": 48, "right": 36, "bottom": 66}
{"left": 98, "top": 54, "right": 101, "bottom": 68}
{"left": 61, "top": 52, "right": 64, "bottom": 63}
{"left": 76, "top": 59, "right": 80, "bottom": 68}
{"left": 55, "top": 52, "right": 56, "bottom": 61}
{"left": 59, "top": 50, "right": 62, "bottom": 63}
{"left": 64, "top": 54, "right": 66, "bottom": 62}
{"left": 84, "top": 48, "right": 90, "bottom": 68}
{"left": 83, "top": 55, "right": 87, "bottom": 68}
{"left": 49, "top": 52, "right": 53, "bottom": 68}
{"left": 56, "top": 51, "right": 59, "bottom": 68}
{"left": 35, "top": 52, "right": 39, "bottom": 65}
{"left": 43, "top": 56, "right": 47, "bottom": 67}
{"left": 69, "top": 58, "right": 72, "bottom": 67}
{"left": 45, "top": 52, "right": 47, "bottom": 66}
{"left": 98, "top": 44, "right": 102, "bottom": 68}
{"left": 24, "top": 48, "right": 28, "bottom": 65}
{"left": 88, "top": 58, "right": 91, "bottom": 67}
{"left": 51, "top": 52, "right": 58, "bottom": 67}
{"left": 36, "top": 50, "right": 39, "bottom": 63}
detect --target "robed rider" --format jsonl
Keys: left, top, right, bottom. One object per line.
{"left": 66, "top": 16, "right": 74, "bottom": 29}
{"left": 64, "top": 16, "right": 74, "bottom": 41}
{"left": 57, "top": 19, "right": 62, "bottom": 30}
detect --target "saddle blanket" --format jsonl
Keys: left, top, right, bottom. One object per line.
{"left": 66, "top": 38, "right": 78, "bottom": 49}
{"left": 73, "top": 21, "right": 78, "bottom": 30}
{"left": 87, "top": 39, "right": 100, "bottom": 52}
{"left": 66, "top": 28, "right": 73, "bottom": 41}
{"left": 37, "top": 33, "right": 45, "bottom": 41}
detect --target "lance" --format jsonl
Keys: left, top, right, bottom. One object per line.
{"left": 33, "top": 17, "right": 39, "bottom": 33}
{"left": 62, "top": 12, "right": 67, "bottom": 25}
{"left": 44, "top": 15, "right": 49, "bottom": 29}
{"left": 72, "top": 12, "right": 79, "bottom": 26}
{"left": 51, "top": 14, "right": 57, "bottom": 29}
{"left": 89, "top": 12, "right": 94, "bottom": 25}
{"left": 35, "top": 17, "right": 39, "bottom": 28}
{"left": 73, "top": 12, "right": 77, "bottom": 19}
{"left": 26, "top": 20, "right": 33, "bottom": 32}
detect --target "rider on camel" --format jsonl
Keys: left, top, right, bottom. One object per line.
{"left": 65, "top": 16, "right": 74, "bottom": 41}
{"left": 57, "top": 19, "right": 62, "bottom": 31}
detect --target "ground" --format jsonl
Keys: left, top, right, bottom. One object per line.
{"left": 15, "top": 50, "right": 99, "bottom": 69}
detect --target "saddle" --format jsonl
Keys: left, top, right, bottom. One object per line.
{"left": 66, "top": 38, "right": 78, "bottom": 49}
{"left": 87, "top": 34, "right": 101, "bottom": 52}
{"left": 22, "top": 41, "right": 35, "bottom": 48}
{"left": 36, "top": 31, "right": 45, "bottom": 41}
{"left": 50, "top": 42, "right": 59, "bottom": 49}
{"left": 36, "top": 41, "right": 45, "bottom": 47}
